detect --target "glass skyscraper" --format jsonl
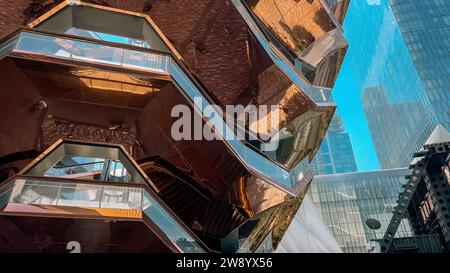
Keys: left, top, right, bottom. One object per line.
{"left": 390, "top": 0, "right": 450, "bottom": 130}
{"left": 309, "top": 168, "right": 413, "bottom": 253}
{"left": 311, "top": 115, "right": 358, "bottom": 175}
{"left": 340, "top": 0, "right": 438, "bottom": 169}
{"left": 309, "top": 88, "right": 357, "bottom": 175}
{"left": 362, "top": 87, "right": 436, "bottom": 168}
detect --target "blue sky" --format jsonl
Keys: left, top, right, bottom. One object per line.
{"left": 331, "top": 0, "right": 387, "bottom": 171}
{"left": 333, "top": 57, "right": 380, "bottom": 171}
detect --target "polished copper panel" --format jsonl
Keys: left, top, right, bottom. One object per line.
{"left": 228, "top": 175, "right": 289, "bottom": 216}
{"left": 245, "top": 0, "right": 336, "bottom": 56}
{"left": 135, "top": 82, "right": 249, "bottom": 197}
{"left": 13, "top": 58, "right": 165, "bottom": 128}
{"left": 241, "top": 185, "right": 310, "bottom": 252}
{"left": 242, "top": 0, "right": 348, "bottom": 88}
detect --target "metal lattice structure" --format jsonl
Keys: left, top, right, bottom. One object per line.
{"left": 380, "top": 125, "right": 450, "bottom": 252}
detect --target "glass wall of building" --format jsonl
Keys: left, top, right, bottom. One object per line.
{"left": 337, "top": 0, "right": 438, "bottom": 170}
{"left": 308, "top": 168, "right": 413, "bottom": 253}
{"left": 390, "top": 0, "right": 450, "bottom": 131}
{"left": 309, "top": 88, "right": 357, "bottom": 175}
{"left": 362, "top": 87, "right": 436, "bottom": 168}
{"left": 311, "top": 115, "right": 357, "bottom": 175}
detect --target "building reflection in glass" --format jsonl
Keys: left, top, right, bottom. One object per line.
{"left": 308, "top": 168, "right": 413, "bottom": 253}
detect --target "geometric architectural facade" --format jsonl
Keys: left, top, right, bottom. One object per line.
{"left": 0, "top": 0, "right": 349, "bottom": 252}
{"left": 0, "top": 139, "right": 206, "bottom": 252}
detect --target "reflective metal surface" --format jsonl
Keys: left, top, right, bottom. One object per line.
{"left": 239, "top": 0, "right": 348, "bottom": 88}
{"left": 237, "top": 193, "right": 307, "bottom": 252}
{"left": 229, "top": 176, "right": 288, "bottom": 216}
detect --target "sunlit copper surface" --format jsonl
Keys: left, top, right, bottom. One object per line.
{"left": 245, "top": 0, "right": 335, "bottom": 55}
{"left": 242, "top": 0, "right": 348, "bottom": 88}
{"left": 243, "top": 185, "right": 310, "bottom": 251}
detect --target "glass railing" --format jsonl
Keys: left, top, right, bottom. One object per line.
{"left": 1, "top": 177, "right": 205, "bottom": 253}
{"left": 142, "top": 190, "right": 204, "bottom": 253}
{"left": 45, "top": 161, "right": 105, "bottom": 176}
{"left": 6, "top": 28, "right": 310, "bottom": 193}
{"left": 14, "top": 31, "right": 171, "bottom": 74}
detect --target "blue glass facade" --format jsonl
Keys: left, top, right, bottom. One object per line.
{"left": 311, "top": 114, "right": 358, "bottom": 175}
{"left": 390, "top": 0, "right": 450, "bottom": 131}
{"left": 362, "top": 87, "right": 436, "bottom": 168}
{"left": 309, "top": 88, "right": 357, "bottom": 175}
{"left": 341, "top": 0, "right": 438, "bottom": 169}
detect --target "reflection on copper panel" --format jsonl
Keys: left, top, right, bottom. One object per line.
{"left": 12, "top": 58, "right": 165, "bottom": 110}
{"left": 243, "top": 35, "right": 333, "bottom": 168}
{"left": 242, "top": 0, "right": 347, "bottom": 88}
{"left": 242, "top": 185, "right": 310, "bottom": 252}
{"left": 228, "top": 175, "right": 288, "bottom": 216}
{"left": 3, "top": 57, "right": 169, "bottom": 130}
{"left": 245, "top": 0, "right": 335, "bottom": 56}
